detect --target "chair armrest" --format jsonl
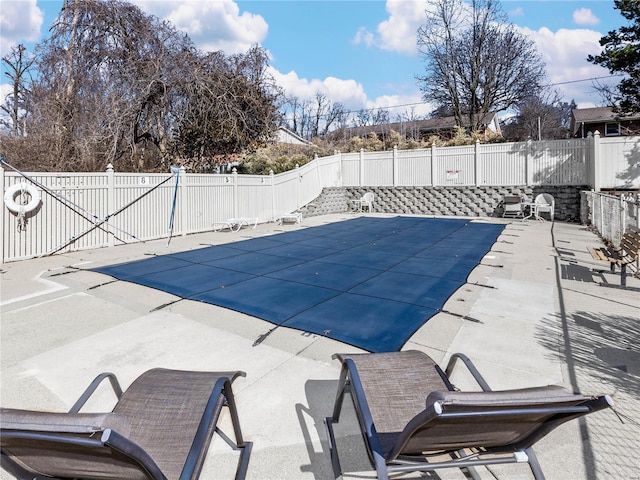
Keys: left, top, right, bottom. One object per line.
{"left": 181, "top": 373, "right": 246, "bottom": 479}
{"left": 444, "top": 353, "right": 492, "bottom": 392}
{"left": 69, "top": 373, "right": 124, "bottom": 413}
{"left": 101, "top": 428, "right": 168, "bottom": 480}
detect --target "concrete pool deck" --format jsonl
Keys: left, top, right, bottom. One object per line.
{"left": 1, "top": 213, "right": 639, "bottom": 479}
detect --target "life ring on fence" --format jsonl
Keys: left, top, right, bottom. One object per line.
{"left": 4, "top": 182, "right": 41, "bottom": 214}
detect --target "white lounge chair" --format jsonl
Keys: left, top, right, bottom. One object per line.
{"left": 213, "top": 217, "right": 258, "bottom": 232}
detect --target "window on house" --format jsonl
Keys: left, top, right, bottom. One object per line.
{"left": 605, "top": 123, "right": 620, "bottom": 136}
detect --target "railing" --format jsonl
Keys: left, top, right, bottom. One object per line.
{"left": 584, "top": 191, "right": 640, "bottom": 247}
{"left": 2, "top": 132, "right": 639, "bottom": 263}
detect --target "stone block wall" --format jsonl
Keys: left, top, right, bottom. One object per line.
{"left": 299, "top": 185, "right": 587, "bottom": 222}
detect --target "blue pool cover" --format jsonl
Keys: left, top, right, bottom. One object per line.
{"left": 92, "top": 217, "right": 504, "bottom": 352}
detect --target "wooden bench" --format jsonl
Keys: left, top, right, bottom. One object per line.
{"left": 588, "top": 230, "right": 640, "bottom": 287}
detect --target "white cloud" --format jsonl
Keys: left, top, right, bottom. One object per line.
{"left": 377, "top": 0, "right": 425, "bottom": 55}
{"left": 353, "top": 27, "right": 375, "bottom": 48}
{"left": 367, "top": 93, "right": 433, "bottom": 120}
{"left": 573, "top": 8, "right": 600, "bottom": 26}
{"left": 509, "top": 7, "right": 525, "bottom": 18}
{"left": 269, "top": 67, "right": 368, "bottom": 110}
{"left": 0, "top": 0, "right": 44, "bottom": 56}
{"left": 520, "top": 26, "right": 614, "bottom": 107}
{"left": 354, "top": 0, "right": 425, "bottom": 56}
{"left": 131, "top": 0, "right": 268, "bottom": 54}
{"left": 270, "top": 67, "right": 432, "bottom": 123}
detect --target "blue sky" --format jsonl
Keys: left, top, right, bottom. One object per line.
{"left": 0, "top": 0, "right": 626, "bottom": 123}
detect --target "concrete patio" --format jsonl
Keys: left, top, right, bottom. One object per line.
{"left": 1, "top": 213, "right": 638, "bottom": 479}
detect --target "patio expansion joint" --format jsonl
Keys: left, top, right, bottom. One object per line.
{"left": 237, "top": 335, "right": 327, "bottom": 393}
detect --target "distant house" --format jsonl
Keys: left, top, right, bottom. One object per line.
{"left": 275, "top": 127, "right": 312, "bottom": 146}
{"left": 571, "top": 106, "right": 640, "bottom": 138}
{"left": 332, "top": 112, "right": 501, "bottom": 141}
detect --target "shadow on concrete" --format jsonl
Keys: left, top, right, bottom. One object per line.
{"left": 539, "top": 310, "right": 640, "bottom": 397}
{"left": 300, "top": 379, "right": 451, "bottom": 480}
{"left": 560, "top": 263, "right": 603, "bottom": 283}
{"left": 548, "top": 222, "right": 640, "bottom": 480}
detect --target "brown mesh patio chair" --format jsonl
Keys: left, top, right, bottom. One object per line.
{"left": 325, "top": 350, "right": 612, "bottom": 480}
{"left": 1, "top": 368, "right": 252, "bottom": 480}
{"left": 502, "top": 194, "right": 524, "bottom": 218}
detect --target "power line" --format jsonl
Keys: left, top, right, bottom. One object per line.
{"left": 545, "top": 74, "right": 623, "bottom": 87}
{"left": 281, "top": 74, "right": 623, "bottom": 122}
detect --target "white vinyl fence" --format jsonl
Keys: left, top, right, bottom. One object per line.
{"left": 341, "top": 138, "right": 593, "bottom": 187}
{"left": 2, "top": 132, "right": 639, "bottom": 262}
{"left": 584, "top": 191, "right": 640, "bottom": 247}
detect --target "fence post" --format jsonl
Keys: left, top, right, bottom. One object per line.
{"left": 431, "top": 144, "right": 437, "bottom": 186}
{"left": 0, "top": 165, "right": 5, "bottom": 264}
{"left": 296, "top": 164, "right": 301, "bottom": 210}
{"left": 592, "top": 130, "right": 601, "bottom": 191}
{"left": 179, "top": 166, "right": 186, "bottom": 236}
{"left": 270, "top": 170, "right": 275, "bottom": 221}
{"left": 620, "top": 194, "right": 627, "bottom": 235}
{"left": 359, "top": 149, "right": 364, "bottom": 187}
{"left": 315, "top": 153, "right": 322, "bottom": 190}
{"left": 474, "top": 139, "right": 481, "bottom": 186}
{"left": 232, "top": 168, "right": 238, "bottom": 219}
{"left": 586, "top": 132, "right": 595, "bottom": 188}
{"left": 106, "top": 163, "right": 114, "bottom": 248}
{"left": 393, "top": 145, "right": 398, "bottom": 187}
{"left": 525, "top": 139, "right": 532, "bottom": 185}
{"left": 598, "top": 191, "right": 604, "bottom": 235}
{"left": 337, "top": 150, "right": 343, "bottom": 187}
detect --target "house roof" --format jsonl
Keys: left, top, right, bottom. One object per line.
{"left": 571, "top": 106, "right": 640, "bottom": 135}
{"left": 276, "top": 126, "right": 312, "bottom": 146}
{"left": 572, "top": 106, "right": 617, "bottom": 124}
{"left": 335, "top": 112, "right": 499, "bottom": 138}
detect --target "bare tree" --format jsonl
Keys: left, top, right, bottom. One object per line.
{"left": 417, "top": 0, "right": 546, "bottom": 130}
{"left": 503, "top": 91, "right": 575, "bottom": 141}
{"left": 396, "top": 107, "right": 425, "bottom": 140}
{"left": 1, "top": 45, "right": 35, "bottom": 136}
{"left": 284, "top": 95, "right": 302, "bottom": 135}
{"left": 0, "top": 0, "right": 282, "bottom": 172}
{"left": 353, "top": 108, "right": 372, "bottom": 127}
{"left": 173, "top": 45, "right": 282, "bottom": 167}
{"left": 18, "top": 0, "right": 190, "bottom": 171}
{"left": 282, "top": 92, "right": 347, "bottom": 139}
{"left": 371, "top": 108, "right": 390, "bottom": 125}
{"left": 321, "top": 101, "right": 348, "bottom": 137}
{"left": 310, "top": 92, "right": 330, "bottom": 138}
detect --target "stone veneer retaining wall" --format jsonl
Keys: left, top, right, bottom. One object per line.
{"left": 298, "top": 186, "right": 588, "bottom": 222}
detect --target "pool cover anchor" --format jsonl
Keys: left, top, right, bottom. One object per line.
{"left": 253, "top": 327, "right": 277, "bottom": 347}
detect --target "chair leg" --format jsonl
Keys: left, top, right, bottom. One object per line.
{"left": 325, "top": 416, "right": 391, "bottom": 480}
{"left": 221, "top": 381, "right": 253, "bottom": 480}
{"left": 223, "top": 382, "right": 245, "bottom": 446}
{"left": 324, "top": 366, "right": 351, "bottom": 480}
{"left": 324, "top": 417, "right": 344, "bottom": 480}
{"left": 330, "top": 366, "right": 349, "bottom": 421}
{"left": 525, "top": 447, "right": 546, "bottom": 480}
{"left": 235, "top": 441, "right": 252, "bottom": 480}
